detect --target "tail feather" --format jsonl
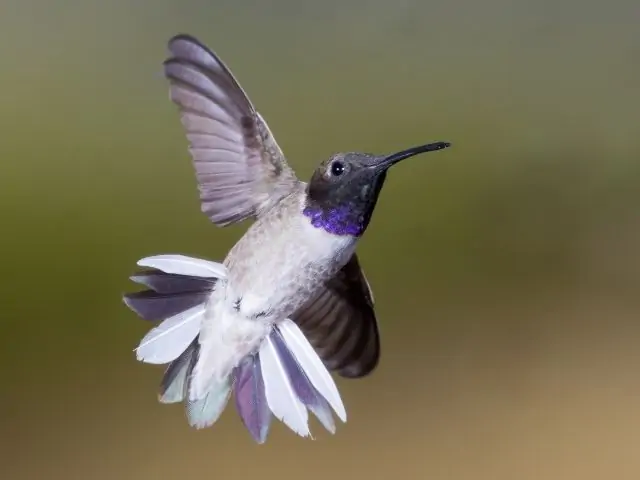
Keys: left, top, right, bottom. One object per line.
{"left": 270, "top": 327, "right": 336, "bottom": 434}
{"left": 136, "top": 254, "right": 228, "bottom": 278}
{"left": 278, "top": 319, "right": 347, "bottom": 422}
{"left": 124, "top": 255, "right": 225, "bottom": 365}
{"left": 135, "top": 304, "right": 204, "bottom": 364}
{"left": 259, "top": 333, "right": 311, "bottom": 437}
{"left": 123, "top": 289, "right": 210, "bottom": 321}
{"left": 186, "top": 383, "right": 233, "bottom": 429}
{"left": 234, "top": 354, "right": 272, "bottom": 443}
{"left": 131, "top": 270, "right": 217, "bottom": 294}
{"left": 159, "top": 340, "right": 197, "bottom": 404}
{"left": 186, "top": 341, "right": 233, "bottom": 429}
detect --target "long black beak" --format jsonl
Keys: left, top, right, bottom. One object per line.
{"left": 375, "top": 141, "right": 451, "bottom": 170}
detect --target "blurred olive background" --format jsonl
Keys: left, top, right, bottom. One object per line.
{"left": 2, "top": 0, "right": 640, "bottom": 479}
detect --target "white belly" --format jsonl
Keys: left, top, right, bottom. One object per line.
{"left": 190, "top": 288, "right": 271, "bottom": 399}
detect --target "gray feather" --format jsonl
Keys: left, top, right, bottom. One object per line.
{"left": 159, "top": 340, "right": 197, "bottom": 404}
{"left": 123, "top": 290, "right": 210, "bottom": 321}
{"left": 164, "top": 34, "right": 301, "bottom": 227}
{"left": 130, "top": 269, "right": 217, "bottom": 293}
{"left": 124, "top": 269, "right": 216, "bottom": 321}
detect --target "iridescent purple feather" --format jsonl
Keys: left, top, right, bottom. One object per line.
{"left": 302, "top": 205, "right": 364, "bottom": 237}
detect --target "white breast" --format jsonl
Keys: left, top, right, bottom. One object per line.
{"left": 297, "top": 213, "right": 357, "bottom": 265}
{"left": 191, "top": 205, "right": 359, "bottom": 398}
{"left": 231, "top": 218, "right": 356, "bottom": 321}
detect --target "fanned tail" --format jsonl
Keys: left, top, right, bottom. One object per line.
{"left": 123, "top": 254, "right": 232, "bottom": 424}
{"left": 123, "top": 254, "right": 347, "bottom": 442}
{"left": 123, "top": 255, "right": 223, "bottom": 365}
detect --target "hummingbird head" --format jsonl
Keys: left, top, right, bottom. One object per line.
{"left": 303, "top": 141, "right": 451, "bottom": 237}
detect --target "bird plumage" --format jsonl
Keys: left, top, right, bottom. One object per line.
{"left": 126, "top": 254, "right": 349, "bottom": 440}
{"left": 123, "top": 33, "right": 450, "bottom": 443}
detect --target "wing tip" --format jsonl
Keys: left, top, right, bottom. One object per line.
{"left": 337, "top": 334, "right": 381, "bottom": 379}
{"left": 168, "top": 33, "right": 203, "bottom": 49}
{"left": 167, "top": 33, "right": 223, "bottom": 68}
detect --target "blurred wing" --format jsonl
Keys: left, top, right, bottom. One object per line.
{"left": 164, "top": 34, "right": 300, "bottom": 226}
{"left": 290, "top": 254, "right": 380, "bottom": 378}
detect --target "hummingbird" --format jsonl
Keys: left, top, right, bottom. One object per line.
{"left": 123, "top": 33, "right": 451, "bottom": 443}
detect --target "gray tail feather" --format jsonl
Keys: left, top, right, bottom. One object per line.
{"left": 158, "top": 340, "right": 197, "bottom": 404}
{"left": 123, "top": 269, "right": 217, "bottom": 321}
{"left": 270, "top": 326, "right": 336, "bottom": 433}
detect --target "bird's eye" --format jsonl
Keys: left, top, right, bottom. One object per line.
{"left": 330, "top": 161, "right": 345, "bottom": 177}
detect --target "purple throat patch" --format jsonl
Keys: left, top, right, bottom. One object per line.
{"left": 303, "top": 205, "right": 364, "bottom": 237}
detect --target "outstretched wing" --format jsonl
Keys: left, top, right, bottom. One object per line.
{"left": 164, "top": 34, "right": 300, "bottom": 226}
{"left": 290, "top": 254, "right": 380, "bottom": 378}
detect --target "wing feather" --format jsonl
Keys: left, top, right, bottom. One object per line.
{"left": 164, "top": 34, "right": 300, "bottom": 226}
{"left": 290, "top": 254, "right": 380, "bottom": 378}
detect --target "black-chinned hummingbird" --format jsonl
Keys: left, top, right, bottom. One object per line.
{"left": 123, "top": 34, "right": 451, "bottom": 443}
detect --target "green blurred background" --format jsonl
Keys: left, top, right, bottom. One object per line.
{"left": 2, "top": 1, "right": 639, "bottom": 478}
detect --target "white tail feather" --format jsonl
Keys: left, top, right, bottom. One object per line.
{"left": 259, "top": 334, "right": 310, "bottom": 437}
{"left": 135, "top": 304, "right": 204, "bottom": 364}
{"left": 279, "top": 319, "right": 347, "bottom": 422}
{"left": 137, "top": 254, "right": 228, "bottom": 278}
